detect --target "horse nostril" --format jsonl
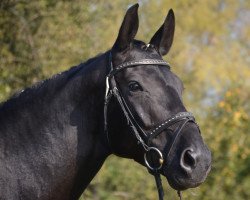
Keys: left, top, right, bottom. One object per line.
{"left": 180, "top": 148, "right": 197, "bottom": 173}
{"left": 184, "top": 150, "right": 197, "bottom": 167}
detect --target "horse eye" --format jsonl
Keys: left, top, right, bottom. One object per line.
{"left": 128, "top": 81, "right": 143, "bottom": 92}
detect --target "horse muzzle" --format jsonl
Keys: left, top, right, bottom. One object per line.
{"left": 164, "top": 145, "right": 212, "bottom": 190}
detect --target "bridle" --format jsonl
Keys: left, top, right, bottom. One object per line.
{"left": 104, "top": 50, "right": 199, "bottom": 200}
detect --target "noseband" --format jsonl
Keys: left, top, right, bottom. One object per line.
{"left": 104, "top": 51, "right": 198, "bottom": 200}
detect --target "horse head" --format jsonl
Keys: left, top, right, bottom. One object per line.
{"left": 105, "top": 3, "right": 211, "bottom": 192}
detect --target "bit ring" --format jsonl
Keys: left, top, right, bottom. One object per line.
{"left": 144, "top": 147, "right": 164, "bottom": 171}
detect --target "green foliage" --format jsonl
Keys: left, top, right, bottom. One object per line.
{"left": 0, "top": 0, "right": 249, "bottom": 199}
{"left": 202, "top": 85, "right": 250, "bottom": 200}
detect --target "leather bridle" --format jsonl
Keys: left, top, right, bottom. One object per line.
{"left": 104, "top": 51, "right": 199, "bottom": 200}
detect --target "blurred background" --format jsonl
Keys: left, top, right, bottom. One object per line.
{"left": 0, "top": 0, "right": 249, "bottom": 199}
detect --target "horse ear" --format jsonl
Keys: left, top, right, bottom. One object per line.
{"left": 149, "top": 9, "right": 175, "bottom": 56}
{"left": 113, "top": 4, "right": 139, "bottom": 50}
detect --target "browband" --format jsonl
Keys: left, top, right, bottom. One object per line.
{"left": 108, "top": 59, "right": 170, "bottom": 77}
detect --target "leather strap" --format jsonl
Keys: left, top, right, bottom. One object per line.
{"left": 108, "top": 59, "right": 170, "bottom": 78}
{"left": 154, "top": 171, "right": 164, "bottom": 200}
{"left": 148, "top": 112, "right": 195, "bottom": 143}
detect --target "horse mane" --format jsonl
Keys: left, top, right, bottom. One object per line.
{"left": 0, "top": 52, "right": 107, "bottom": 111}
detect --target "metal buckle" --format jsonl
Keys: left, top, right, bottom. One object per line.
{"left": 144, "top": 147, "right": 164, "bottom": 171}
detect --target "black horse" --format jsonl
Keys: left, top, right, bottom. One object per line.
{"left": 0, "top": 4, "right": 211, "bottom": 200}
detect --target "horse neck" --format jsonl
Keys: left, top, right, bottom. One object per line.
{"left": 0, "top": 52, "right": 111, "bottom": 199}
{"left": 68, "top": 52, "right": 112, "bottom": 198}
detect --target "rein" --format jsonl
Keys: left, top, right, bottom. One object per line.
{"left": 104, "top": 51, "right": 197, "bottom": 200}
